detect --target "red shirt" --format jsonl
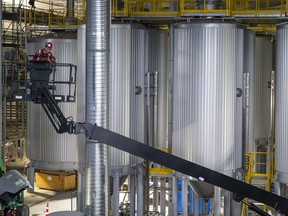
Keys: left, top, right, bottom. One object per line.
{"left": 32, "top": 49, "right": 55, "bottom": 63}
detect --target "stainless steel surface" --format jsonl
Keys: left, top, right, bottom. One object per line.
{"left": 235, "top": 26, "right": 244, "bottom": 169}
{"left": 243, "top": 30, "right": 256, "bottom": 152}
{"left": 76, "top": 24, "right": 86, "bottom": 212}
{"left": 110, "top": 23, "right": 146, "bottom": 166}
{"left": 172, "top": 22, "right": 239, "bottom": 171}
{"left": 145, "top": 29, "right": 169, "bottom": 150}
{"left": 130, "top": 25, "right": 147, "bottom": 163}
{"left": 85, "top": 0, "right": 110, "bottom": 215}
{"left": 254, "top": 36, "right": 273, "bottom": 141}
{"left": 275, "top": 24, "right": 288, "bottom": 176}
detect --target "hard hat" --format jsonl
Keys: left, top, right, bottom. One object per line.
{"left": 45, "top": 42, "right": 53, "bottom": 49}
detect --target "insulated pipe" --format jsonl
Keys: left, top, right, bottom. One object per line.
{"left": 85, "top": 0, "right": 110, "bottom": 215}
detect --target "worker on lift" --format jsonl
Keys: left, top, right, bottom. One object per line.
{"left": 32, "top": 42, "right": 56, "bottom": 63}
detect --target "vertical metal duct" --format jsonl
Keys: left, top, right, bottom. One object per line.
{"left": 85, "top": 0, "right": 110, "bottom": 215}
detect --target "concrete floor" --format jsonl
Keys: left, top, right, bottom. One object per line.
{"left": 25, "top": 188, "right": 77, "bottom": 216}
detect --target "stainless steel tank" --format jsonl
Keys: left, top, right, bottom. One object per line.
{"left": 110, "top": 23, "right": 146, "bottom": 166}
{"left": 275, "top": 23, "right": 288, "bottom": 182}
{"left": 172, "top": 22, "right": 241, "bottom": 172}
{"left": 27, "top": 33, "right": 78, "bottom": 170}
{"left": 254, "top": 36, "right": 273, "bottom": 144}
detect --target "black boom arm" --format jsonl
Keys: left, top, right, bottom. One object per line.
{"left": 74, "top": 123, "right": 288, "bottom": 216}
{"left": 33, "top": 86, "right": 288, "bottom": 215}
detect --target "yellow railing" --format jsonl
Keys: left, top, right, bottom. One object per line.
{"left": 21, "top": 0, "right": 288, "bottom": 32}
{"left": 242, "top": 151, "right": 275, "bottom": 215}
{"left": 111, "top": 0, "right": 288, "bottom": 17}
{"left": 23, "top": 0, "right": 288, "bottom": 25}
{"left": 26, "top": 8, "right": 86, "bottom": 28}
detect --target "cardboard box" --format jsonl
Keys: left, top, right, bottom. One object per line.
{"left": 35, "top": 171, "right": 76, "bottom": 191}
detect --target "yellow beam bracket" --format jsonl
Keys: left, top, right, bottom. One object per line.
{"left": 149, "top": 148, "right": 172, "bottom": 176}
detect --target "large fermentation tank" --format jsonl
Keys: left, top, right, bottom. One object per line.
{"left": 275, "top": 23, "right": 288, "bottom": 182}
{"left": 27, "top": 33, "right": 78, "bottom": 170}
{"left": 110, "top": 23, "right": 146, "bottom": 166}
{"left": 254, "top": 36, "right": 273, "bottom": 144}
{"left": 172, "top": 22, "right": 241, "bottom": 172}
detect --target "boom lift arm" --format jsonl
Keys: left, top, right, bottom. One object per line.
{"left": 13, "top": 61, "right": 288, "bottom": 216}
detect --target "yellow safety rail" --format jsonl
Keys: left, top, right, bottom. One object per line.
{"left": 242, "top": 151, "right": 275, "bottom": 215}
{"left": 111, "top": 0, "right": 288, "bottom": 17}
{"left": 149, "top": 148, "right": 172, "bottom": 176}
{"left": 23, "top": 0, "right": 288, "bottom": 31}
{"left": 26, "top": 3, "right": 86, "bottom": 29}
{"left": 128, "top": 0, "right": 179, "bottom": 17}
{"left": 231, "top": 0, "right": 286, "bottom": 16}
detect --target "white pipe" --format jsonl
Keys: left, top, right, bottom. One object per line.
{"left": 137, "top": 166, "right": 144, "bottom": 216}
{"left": 172, "top": 175, "right": 178, "bottom": 216}
{"left": 213, "top": 187, "right": 221, "bottom": 216}
{"left": 160, "top": 178, "right": 166, "bottom": 215}
{"left": 113, "top": 173, "right": 120, "bottom": 216}
{"left": 129, "top": 173, "right": 136, "bottom": 216}
{"left": 181, "top": 177, "right": 188, "bottom": 216}
{"left": 193, "top": 189, "right": 199, "bottom": 216}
